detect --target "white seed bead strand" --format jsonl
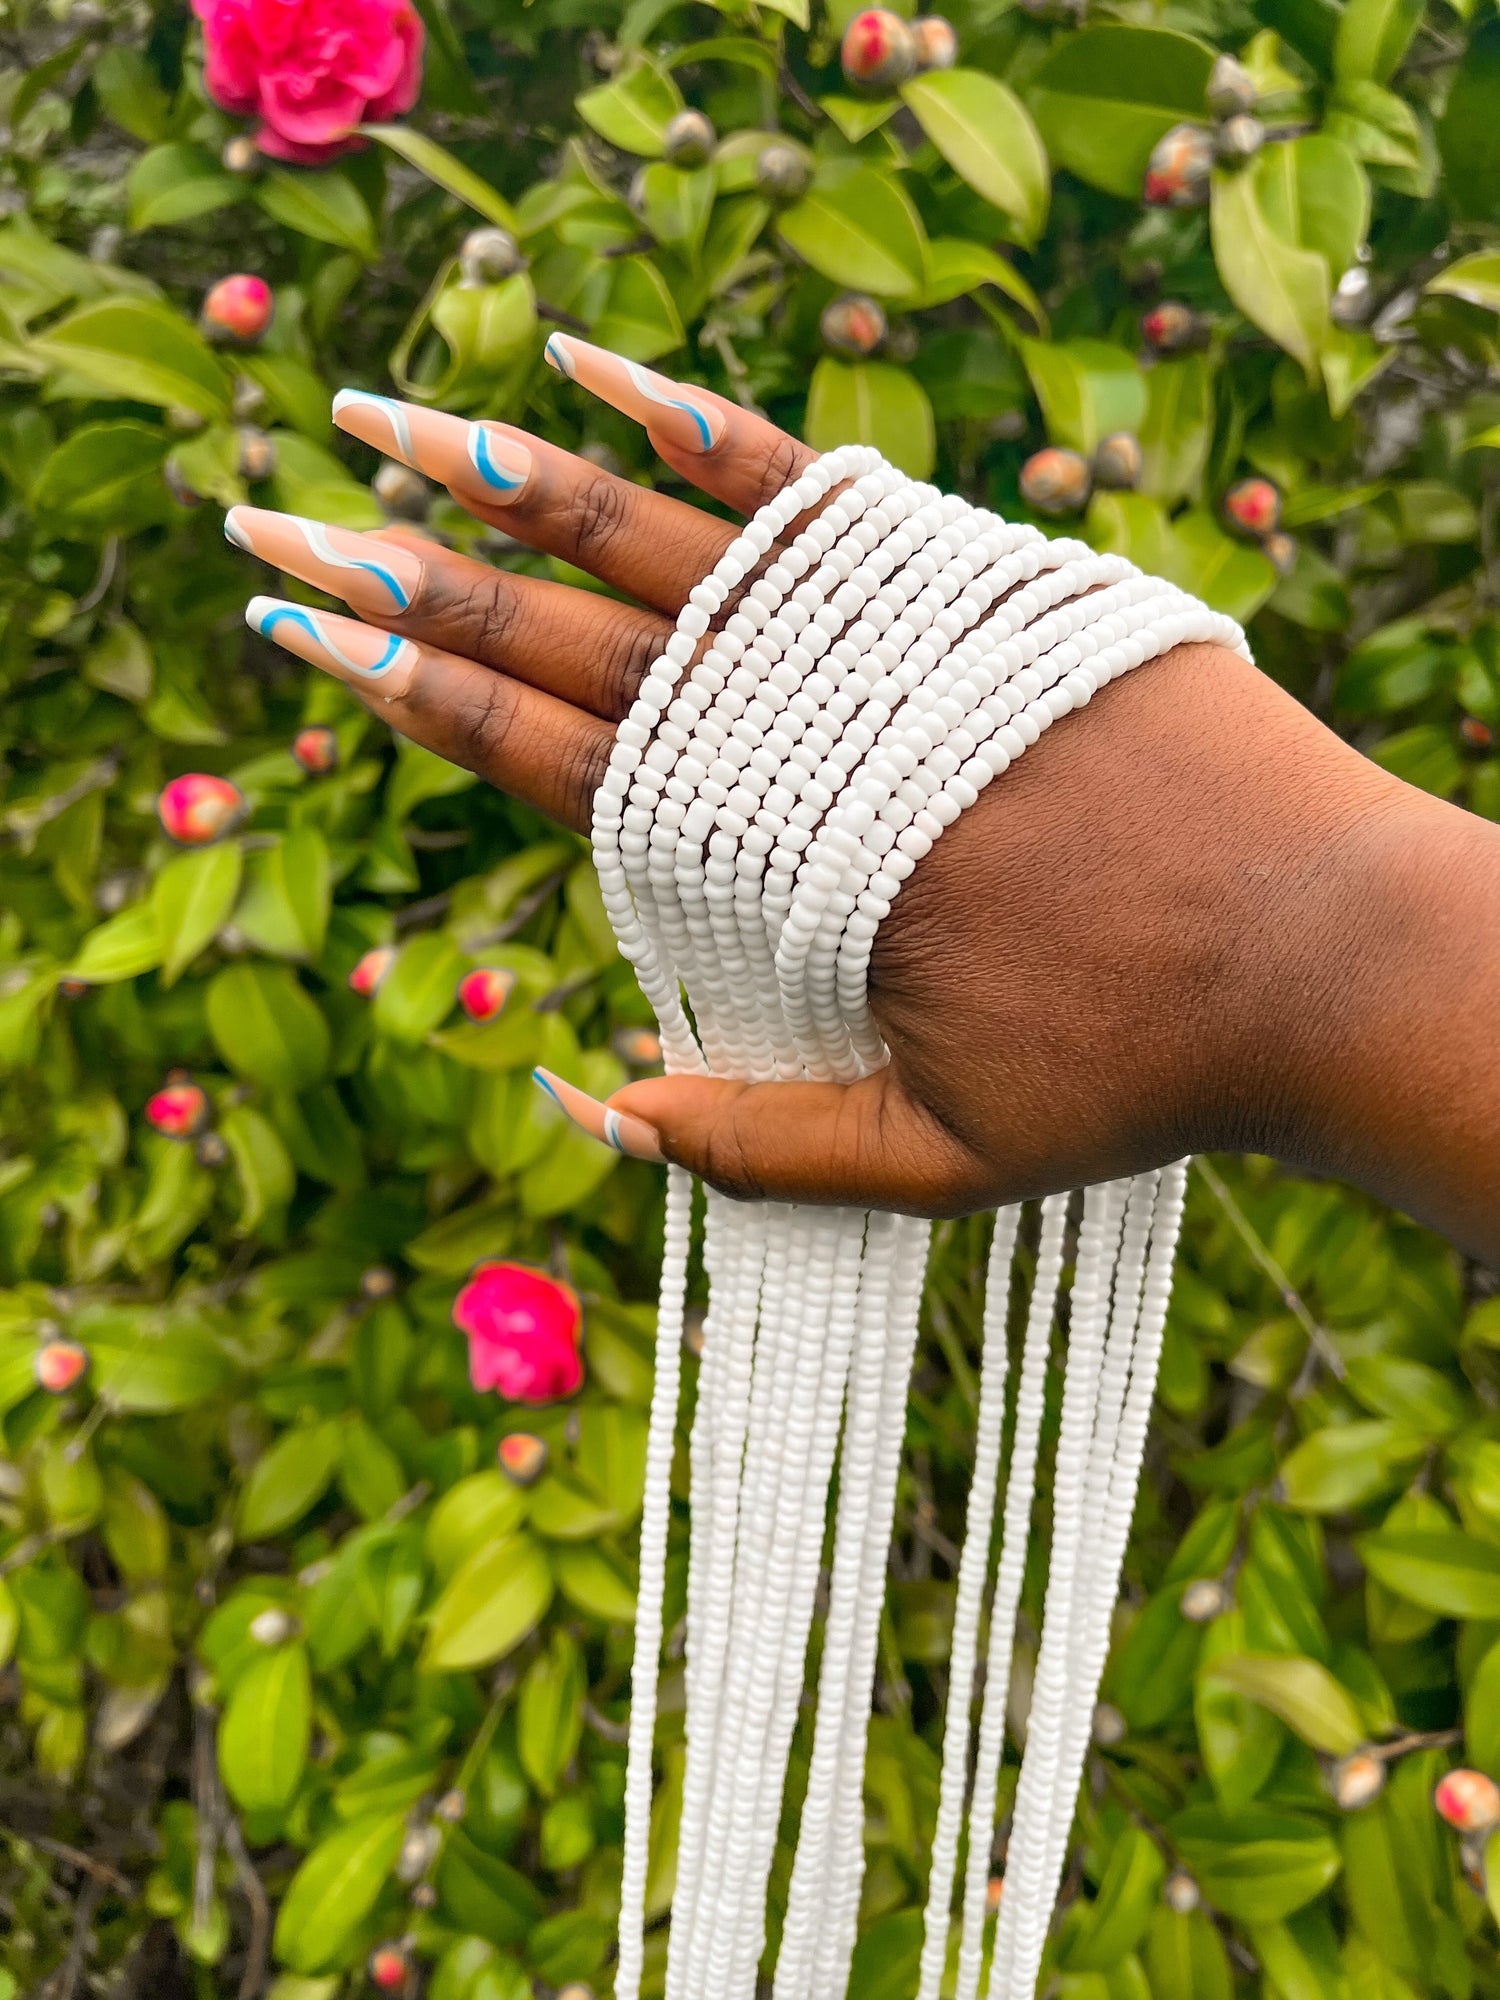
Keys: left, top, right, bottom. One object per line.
{"left": 597, "top": 445, "right": 1238, "bottom": 2000}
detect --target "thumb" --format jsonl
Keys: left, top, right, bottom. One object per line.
{"left": 533, "top": 1064, "right": 984, "bottom": 1214}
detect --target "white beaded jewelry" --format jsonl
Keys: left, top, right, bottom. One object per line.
{"left": 598, "top": 448, "right": 1247, "bottom": 2000}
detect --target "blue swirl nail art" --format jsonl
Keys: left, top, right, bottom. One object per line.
{"left": 250, "top": 603, "right": 408, "bottom": 679}
{"left": 467, "top": 425, "right": 527, "bottom": 494}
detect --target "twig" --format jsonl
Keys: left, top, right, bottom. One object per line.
{"left": 30, "top": 1836, "right": 134, "bottom": 1898}
{"left": 220, "top": 1813, "right": 271, "bottom": 2000}
{"left": 701, "top": 320, "right": 762, "bottom": 413}
{"left": 75, "top": 534, "right": 120, "bottom": 615}
{"left": 0, "top": 755, "right": 119, "bottom": 848}
{"left": 1192, "top": 1158, "right": 1345, "bottom": 1380}
{"left": 53, "top": 1874, "right": 103, "bottom": 2000}
{"left": 191, "top": 1700, "right": 223, "bottom": 1942}
{"left": 777, "top": 63, "right": 822, "bottom": 122}
{"left": 1372, "top": 1726, "right": 1463, "bottom": 1762}
{"left": 393, "top": 889, "right": 453, "bottom": 932}
{"left": 535, "top": 298, "right": 592, "bottom": 334}
{"left": 583, "top": 1698, "right": 631, "bottom": 1744}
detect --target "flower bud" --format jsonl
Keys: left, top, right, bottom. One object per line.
{"left": 1435, "top": 1768, "right": 1500, "bottom": 1833}
{"left": 201, "top": 273, "right": 274, "bottom": 346}
{"left": 59, "top": 977, "right": 89, "bottom": 1000}
{"left": 1331, "top": 1750, "right": 1385, "bottom": 1811}
{"left": 146, "top": 1083, "right": 210, "bottom": 1139}
{"left": 614, "top": 1026, "right": 663, "bottom": 1066}
{"left": 292, "top": 725, "right": 339, "bottom": 774}
{"left": 35, "top": 1340, "right": 88, "bottom": 1394}
{"left": 360, "top": 1265, "right": 398, "bottom": 1300}
{"left": 662, "top": 109, "right": 716, "bottom": 168}
{"left": 1332, "top": 265, "right": 1372, "bottom": 327}
{"left": 248, "top": 1606, "right": 297, "bottom": 1647}
{"left": 409, "top": 1882, "right": 437, "bottom": 1910}
{"left": 166, "top": 403, "right": 206, "bottom": 435}
{"left": 348, "top": 946, "right": 397, "bottom": 997}
{"left": 1179, "top": 1577, "right": 1229, "bottom": 1622}
{"left": 236, "top": 427, "right": 276, "bottom": 482}
{"left": 1461, "top": 716, "right": 1495, "bottom": 750}
{"left": 1262, "top": 530, "right": 1296, "bottom": 576}
{"left": 1091, "top": 1702, "right": 1126, "bottom": 1746}
{"left": 373, "top": 460, "right": 430, "bottom": 520}
{"left": 1224, "top": 476, "right": 1281, "bottom": 537}
{"left": 158, "top": 773, "right": 246, "bottom": 846}
{"left": 1216, "top": 113, "right": 1264, "bottom": 164}
{"left": 556, "top": 1987, "right": 595, "bottom": 2000}
{"left": 1205, "top": 53, "right": 1257, "bottom": 118}
{"left": 369, "top": 1944, "right": 408, "bottom": 1991}
{"left": 195, "top": 1132, "right": 230, "bottom": 1168}
{"left": 1019, "top": 446, "right": 1091, "bottom": 516}
{"left": 912, "top": 15, "right": 958, "bottom": 68}
{"left": 163, "top": 461, "right": 203, "bottom": 508}
{"left": 436, "top": 1788, "right": 466, "bottom": 1823}
{"left": 499, "top": 1431, "right": 549, "bottom": 1486}
{"left": 821, "top": 294, "right": 887, "bottom": 359}
{"left": 1143, "top": 124, "right": 1214, "bottom": 208}
{"left": 754, "top": 142, "right": 813, "bottom": 201}
{"left": 459, "top": 225, "right": 524, "bottom": 284}
{"left": 841, "top": 9, "right": 919, "bottom": 91}
{"left": 458, "top": 967, "right": 516, "bottom": 1023}
{"left": 232, "top": 374, "right": 269, "bottom": 422}
{"left": 222, "top": 135, "right": 259, "bottom": 175}
{"left": 396, "top": 1824, "right": 441, "bottom": 1882}
{"left": 1093, "top": 432, "right": 1142, "bottom": 491}
{"left": 1141, "top": 300, "right": 1205, "bottom": 355}
{"left": 1163, "top": 1870, "right": 1200, "bottom": 1913}
{"left": 985, "top": 1875, "right": 1005, "bottom": 1914}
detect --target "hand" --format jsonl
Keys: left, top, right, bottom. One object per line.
{"left": 228, "top": 339, "right": 1500, "bottom": 1263}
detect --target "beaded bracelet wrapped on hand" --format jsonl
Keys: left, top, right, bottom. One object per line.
{"left": 598, "top": 449, "right": 1247, "bottom": 2000}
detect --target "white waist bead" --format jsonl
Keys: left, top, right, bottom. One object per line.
{"left": 598, "top": 451, "right": 1250, "bottom": 2000}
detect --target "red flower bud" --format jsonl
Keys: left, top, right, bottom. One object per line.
{"left": 59, "top": 977, "right": 89, "bottom": 1000}
{"left": 157, "top": 773, "right": 246, "bottom": 846}
{"left": 912, "top": 15, "right": 958, "bottom": 68}
{"left": 662, "top": 109, "right": 716, "bottom": 168}
{"left": 821, "top": 294, "right": 887, "bottom": 359}
{"left": 498, "top": 1431, "right": 549, "bottom": 1485}
{"left": 368, "top": 1945, "right": 408, "bottom": 1991}
{"left": 1019, "top": 446, "right": 1091, "bottom": 517}
{"left": 1141, "top": 301, "right": 1205, "bottom": 355}
{"left": 348, "top": 945, "right": 396, "bottom": 996}
{"left": 1435, "top": 1768, "right": 1500, "bottom": 1833}
{"left": 146, "top": 1083, "right": 210, "bottom": 1139}
{"left": 1461, "top": 715, "right": 1494, "bottom": 750}
{"left": 1093, "top": 432, "right": 1142, "bottom": 491}
{"left": 1143, "top": 124, "right": 1214, "bottom": 208}
{"left": 35, "top": 1340, "right": 88, "bottom": 1394}
{"left": 985, "top": 1875, "right": 1005, "bottom": 1914}
{"left": 614, "top": 1026, "right": 663, "bottom": 1067}
{"left": 458, "top": 967, "right": 516, "bottom": 1022}
{"left": 1224, "top": 476, "right": 1281, "bottom": 538}
{"left": 292, "top": 725, "right": 339, "bottom": 774}
{"left": 201, "top": 273, "right": 274, "bottom": 345}
{"left": 841, "top": 9, "right": 919, "bottom": 91}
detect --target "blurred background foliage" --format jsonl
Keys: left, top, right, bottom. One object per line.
{"left": 2, "top": 0, "right": 1500, "bottom": 1994}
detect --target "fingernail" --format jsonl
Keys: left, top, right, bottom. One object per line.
{"left": 544, "top": 334, "right": 725, "bottom": 454}
{"left": 532, "top": 1066, "right": 665, "bottom": 1163}
{"left": 226, "top": 506, "right": 425, "bottom": 616}
{"left": 245, "top": 595, "right": 420, "bottom": 698}
{"left": 331, "top": 389, "right": 532, "bottom": 503}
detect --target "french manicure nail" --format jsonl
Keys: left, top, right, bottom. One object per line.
{"left": 245, "top": 594, "right": 421, "bottom": 698}
{"left": 331, "top": 389, "right": 532, "bottom": 503}
{"left": 544, "top": 334, "right": 726, "bottom": 454}
{"left": 226, "top": 506, "right": 425, "bottom": 616}
{"left": 532, "top": 1066, "right": 665, "bottom": 1163}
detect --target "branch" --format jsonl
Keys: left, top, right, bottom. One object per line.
{"left": 220, "top": 1813, "right": 271, "bottom": 2000}
{"left": 1192, "top": 1158, "right": 1345, "bottom": 1381}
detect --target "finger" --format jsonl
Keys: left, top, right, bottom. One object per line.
{"left": 527, "top": 1061, "right": 989, "bottom": 1215}
{"left": 245, "top": 596, "right": 612, "bottom": 831}
{"left": 225, "top": 505, "right": 669, "bottom": 722}
{"left": 544, "top": 333, "right": 818, "bottom": 518}
{"left": 332, "top": 389, "right": 737, "bottom": 616}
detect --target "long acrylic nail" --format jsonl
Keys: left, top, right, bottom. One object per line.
{"left": 544, "top": 334, "right": 726, "bottom": 454}
{"left": 532, "top": 1066, "right": 665, "bottom": 1163}
{"left": 245, "top": 595, "right": 421, "bottom": 698}
{"left": 226, "top": 506, "right": 425, "bottom": 617}
{"left": 331, "top": 390, "right": 532, "bottom": 504}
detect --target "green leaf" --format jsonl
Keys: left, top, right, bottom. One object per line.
{"left": 552, "top": 1543, "right": 636, "bottom": 1623}
{"left": 1022, "top": 337, "right": 1146, "bottom": 456}
{"left": 1210, "top": 159, "right": 1329, "bottom": 376}
{"left": 634, "top": 163, "right": 717, "bottom": 258}
{"left": 30, "top": 300, "right": 231, "bottom": 418}
{"left": 83, "top": 1310, "right": 234, "bottom": 1413}
{"left": 1439, "top": 18, "right": 1500, "bottom": 222}
{"left": 152, "top": 842, "right": 242, "bottom": 987}
{"left": 899, "top": 69, "right": 1049, "bottom": 244}
{"left": 1356, "top": 1527, "right": 1500, "bottom": 1616}
{"left": 420, "top": 1532, "right": 553, "bottom": 1672}
{"left": 273, "top": 1810, "right": 406, "bottom": 1974}
{"left": 847, "top": 1908, "right": 924, "bottom": 2000}
{"left": 576, "top": 58, "right": 682, "bottom": 157}
{"left": 238, "top": 1420, "right": 343, "bottom": 1541}
{"left": 33, "top": 421, "right": 169, "bottom": 529}
{"left": 805, "top": 358, "right": 935, "bottom": 480}
{"left": 1465, "top": 1635, "right": 1500, "bottom": 1777}
{"left": 1334, "top": 0, "right": 1423, "bottom": 83}
{"left": 65, "top": 904, "right": 162, "bottom": 984}
{"left": 1144, "top": 1905, "right": 1234, "bottom": 2000}
{"left": 1202, "top": 1653, "right": 1365, "bottom": 1755}
{"left": 517, "top": 1630, "right": 586, "bottom": 1798}
{"left": 373, "top": 932, "right": 466, "bottom": 1043}
{"left": 1028, "top": 27, "right": 1215, "bottom": 200}
{"left": 777, "top": 166, "right": 928, "bottom": 299}
{"left": 1169, "top": 1804, "right": 1341, "bottom": 1922}
{"left": 218, "top": 1641, "right": 311, "bottom": 1813}
{"left": 1162, "top": 509, "right": 1279, "bottom": 623}
{"left": 1279, "top": 1417, "right": 1428, "bottom": 1511}
{"left": 206, "top": 962, "right": 330, "bottom": 1092}
{"left": 127, "top": 145, "right": 243, "bottom": 232}
{"left": 1063, "top": 1825, "right": 1166, "bottom": 1970}
{"left": 1343, "top": 1354, "right": 1468, "bottom": 1433}
{"left": 257, "top": 171, "right": 379, "bottom": 261}
{"left": 1428, "top": 250, "right": 1500, "bottom": 313}
{"left": 895, "top": 239, "right": 1044, "bottom": 327}
{"left": 231, "top": 827, "right": 331, "bottom": 962}
{"left": 359, "top": 124, "right": 519, "bottom": 230}
{"left": 425, "top": 1471, "right": 528, "bottom": 1584}
{"left": 220, "top": 1104, "right": 296, "bottom": 1232}
{"left": 819, "top": 94, "right": 899, "bottom": 144}
{"left": 591, "top": 256, "right": 685, "bottom": 363}
{"left": 1138, "top": 354, "right": 1212, "bottom": 505}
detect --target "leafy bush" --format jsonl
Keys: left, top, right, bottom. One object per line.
{"left": 2, "top": 0, "right": 1499, "bottom": 1994}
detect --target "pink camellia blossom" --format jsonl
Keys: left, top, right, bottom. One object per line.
{"left": 35, "top": 1340, "right": 89, "bottom": 1394}
{"left": 193, "top": 0, "right": 425, "bottom": 167}
{"left": 348, "top": 945, "right": 396, "bottom": 996}
{"left": 1435, "top": 1768, "right": 1500, "bottom": 1832}
{"left": 457, "top": 967, "right": 515, "bottom": 1023}
{"left": 158, "top": 774, "right": 246, "bottom": 845}
{"left": 201, "top": 273, "right": 274, "bottom": 344}
{"left": 453, "top": 1262, "right": 584, "bottom": 1405}
{"left": 146, "top": 1082, "right": 210, "bottom": 1139}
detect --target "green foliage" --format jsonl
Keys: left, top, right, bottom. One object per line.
{"left": 1, "top": 0, "right": 1498, "bottom": 1994}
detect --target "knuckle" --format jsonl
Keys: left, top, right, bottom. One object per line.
{"left": 754, "top": 434, "right": 806, "bottom": 508}
{"left": 446, "top": 572, "right": 523, "bottom": 665}
{"left": 452, "top": 670, "right": 516, "bottom": 775}
{"left": 698, "top": 1118, "right": 769, "bottom": 1205}
{"left": 569, "top": 471, "right": 632, "bottom": 568}
{"left": 605, "top": 620, "right": 667, "bottom": 718}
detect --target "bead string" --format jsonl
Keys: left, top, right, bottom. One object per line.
{"left": 597, "top": 451, "right": 1246, "bottom": 2000}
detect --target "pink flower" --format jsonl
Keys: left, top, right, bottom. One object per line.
{"left": 158, "top": 774, "right": 246, "bottom": 845}
{"left": 193, "top": 0, "right": 425, "bottom": 167}
{"left": 348, "top": 945, "right": 396, "bottom": 996}
{"left": 457, "top": 967, "right": 514, "bottom": 1023}
{"left": 146, "top": 1083, "right": 210, "bottom": 1138}
{"left": 201, "top": 273, "right": 274, "bottom": 343}
{"left": 454, "top": 1262, "right": 584, "bottom": 1405}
